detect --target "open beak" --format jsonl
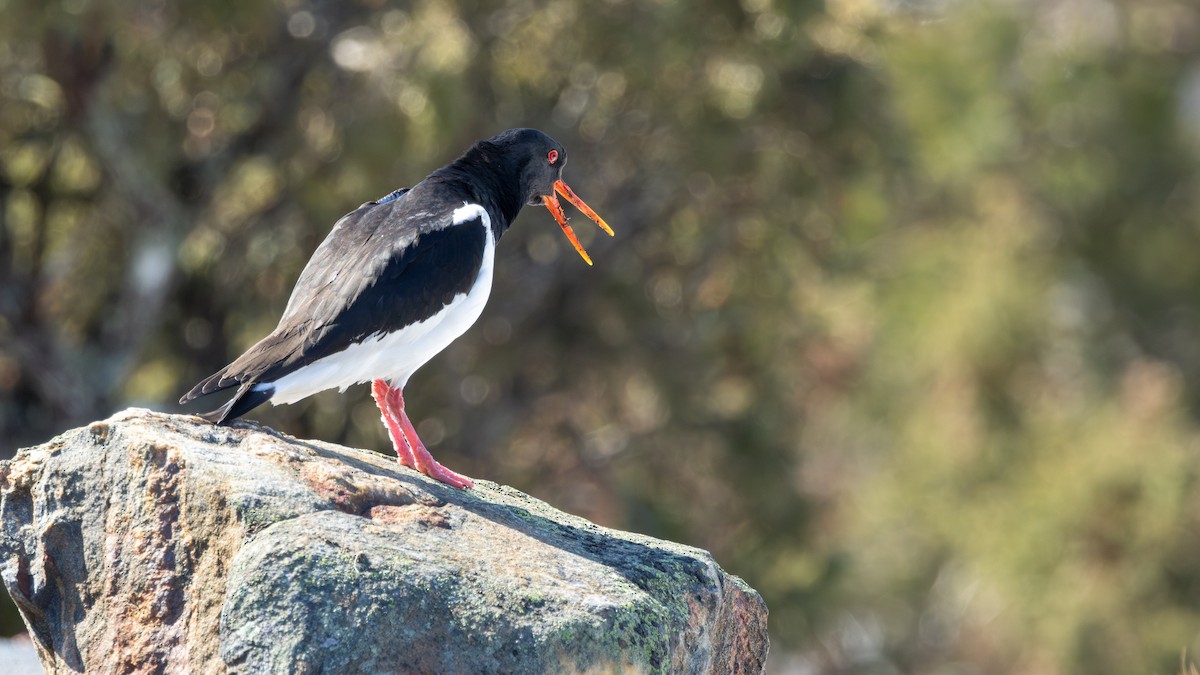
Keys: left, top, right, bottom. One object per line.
{"left": 541, "top": 179, "right": 615, "bottom": 265}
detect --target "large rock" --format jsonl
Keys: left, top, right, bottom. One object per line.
{"left": 0, "top": 408, "right": 768, "bottom": 673}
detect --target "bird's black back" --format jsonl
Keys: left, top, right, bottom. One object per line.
{"left": 182, "top": 182, "right": 487, "bottom": 404}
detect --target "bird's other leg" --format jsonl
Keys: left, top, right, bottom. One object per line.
{"left": 372, "top": 379, "right": 417, "bottom": 468}
{"left": 384, "top": 383, "right": 474, "bottom": 489}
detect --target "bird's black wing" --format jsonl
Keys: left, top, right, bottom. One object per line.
{"left": 181, "top": 186, "right": 487, "bottom": 404}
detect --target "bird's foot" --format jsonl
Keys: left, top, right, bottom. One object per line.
{"left": 373, "top": 379, "right": 474, "bottom": 489}
{"left": 409, "top": 443, "right": 474, "bottom": 489}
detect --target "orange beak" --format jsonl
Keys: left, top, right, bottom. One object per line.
{"left": 541, "top": 179, "right": 615, "bottom": 265}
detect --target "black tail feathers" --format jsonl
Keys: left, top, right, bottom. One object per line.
{"left": 194, "top": 382, "right": 274, "bottom": 424}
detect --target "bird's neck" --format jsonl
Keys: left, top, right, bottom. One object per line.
{"left": 438, "top": 148, "right": 524, "bottom": 237}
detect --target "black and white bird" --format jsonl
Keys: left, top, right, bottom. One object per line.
{"left": 180, "top": 128, "right": 613, "bottom": 489}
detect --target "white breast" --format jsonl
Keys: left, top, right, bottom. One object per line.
{"left": 263, "top": 203, "right": 496, "bottom": 405}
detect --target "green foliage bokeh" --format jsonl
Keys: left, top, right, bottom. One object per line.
{"left": 3, "top": 0, "right": 1200, "bottom": 672}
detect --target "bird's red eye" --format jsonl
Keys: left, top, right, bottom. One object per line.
{"left": 547, "top": 149, "right": 559, "bottom": 164}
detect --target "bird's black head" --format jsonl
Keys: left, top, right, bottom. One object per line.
{"left": 478, "top": 128, "right": 567, "bottom": 206}
{"left": 478, "top": 128, "right": 613, "bottom": 264}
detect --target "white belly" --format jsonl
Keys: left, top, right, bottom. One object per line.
{"left": 263, "top": 204, "right": 495, "bottom": 404}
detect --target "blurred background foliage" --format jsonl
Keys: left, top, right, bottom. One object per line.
{"left": 3, "top": 0, "right": 1200, "bottom": 672}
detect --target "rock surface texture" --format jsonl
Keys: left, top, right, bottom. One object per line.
{"left": 0, "top": 408, "right": 768, "bottom": 674}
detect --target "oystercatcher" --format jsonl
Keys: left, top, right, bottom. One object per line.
{"left": 180, "top": 128, "right": 612, "bottom": 489}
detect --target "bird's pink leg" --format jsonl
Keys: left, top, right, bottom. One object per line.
{"left": 383, "top": 382, "right": 474, "bottom": 489}
{"left": 372, "top": 379, "right": 417, "bottom": 468}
